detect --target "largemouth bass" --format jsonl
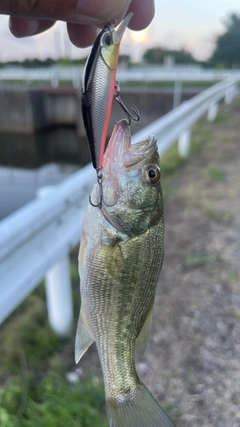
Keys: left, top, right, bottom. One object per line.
{"left": 75, "top": 120, "right": 174, "bottom": 427}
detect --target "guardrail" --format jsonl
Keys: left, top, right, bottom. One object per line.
{"left": 0, "top": 65, "right": 240, "bottom": 88}
{"left": 0, "top": 77, "right": 238, "bottom": 333}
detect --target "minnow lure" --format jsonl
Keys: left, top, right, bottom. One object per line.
{"left": 81, "top": 13, "right": 140, "bottom": 208}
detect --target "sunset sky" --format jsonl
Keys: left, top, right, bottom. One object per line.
{"left": 0, "top": 0, "right": 239, "bottom": 62}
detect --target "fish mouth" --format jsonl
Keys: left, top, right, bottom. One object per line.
{"left": 119, "top": 119, "right": 158, "bottom": 167}
{"left": 103, "top": 119, "right": 158, "bottom": 170}
{"left": 124, "top": 133, "right": 158, "bottom": 167}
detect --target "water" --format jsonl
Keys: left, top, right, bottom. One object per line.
{"left": 0, "top": 126, "right": 92, "bottom": 219}
{"left": 0, "top": 125, "right": 91, "bottom": 169}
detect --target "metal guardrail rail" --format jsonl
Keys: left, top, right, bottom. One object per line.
{"left": 0, "top": 66, "right": 240, "bottom": 88}
{"left": 0, "top": 77, "right": 238, "bottom": 332}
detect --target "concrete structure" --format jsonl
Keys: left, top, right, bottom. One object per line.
{"left": 0, "top": 85, "right": 202, "bottom": 135}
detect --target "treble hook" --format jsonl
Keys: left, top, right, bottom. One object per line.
{"left": 89, "top": 168, "right": 118, "bottom": 209}
{"left": 114, "top": 81, "right": 140, "bottom": 125}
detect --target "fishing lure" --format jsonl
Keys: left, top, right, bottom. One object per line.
{"left": 81, "top": 12, "right": 140, "bottom": 208}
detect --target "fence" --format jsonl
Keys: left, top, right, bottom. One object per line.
{"left": 1, "top": 65, "right": 240, "bottom": 88}
{"left": 0, "top": 77, "right": 238, "bottom": 333}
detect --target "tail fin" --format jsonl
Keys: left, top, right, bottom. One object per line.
{"left": 106, "top": 382, "right": 175, "bottom": 427}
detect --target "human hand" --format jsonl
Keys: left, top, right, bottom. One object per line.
{"left": 0, "top": 0, "right": 155, "bottom": 48}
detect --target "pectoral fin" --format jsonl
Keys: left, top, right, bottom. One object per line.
{"left": 136, "top": 305, "right": 153, "bottom": 355}
{"left": 75, "top": 310, "right": 94, "bottom": 363}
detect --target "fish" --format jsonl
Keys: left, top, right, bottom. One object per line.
{"left": 81, "top": 13, "right": 139, "bottom": 172}
{"left": 75, "top": 119, "right": 174, "bottom": 427}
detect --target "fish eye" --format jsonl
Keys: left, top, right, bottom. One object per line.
{"left": 144, "top": 165, "right": 161, "bottom": 184}
{"left": 102, "top": 32, "right": 111, "bottom": 47}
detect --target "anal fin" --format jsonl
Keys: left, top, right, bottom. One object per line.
{"left": 75, "top": 310, "right": 94, "bottom": 363}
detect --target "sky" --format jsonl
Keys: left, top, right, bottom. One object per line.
{"left": 0, "top": 1, "right": 239, "bottom": 62}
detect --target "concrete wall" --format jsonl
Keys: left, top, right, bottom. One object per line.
{"left": 0, "top": 86, "right": 78, "bottom": 133}
{"left": 0, "top": 86, "right": 47, "bottom": 133}
{"left": 0, "top": 85, "right": 202, "bottom": 135}
{"left": 44, "top": 88, "right": 78, "bottom": 126}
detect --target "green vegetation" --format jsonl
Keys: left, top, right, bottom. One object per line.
{"left": 160, "top": 402, "right": 180, "bottom": 424}
{"left": 209, "top": 13, "right": 240, "bottom": 68}
{"left": 0, "top": 246, "right": 108, "bottom": 427}
{"left": 212, "top": 111, "right": 232, "bottom": 124}
{"left": 0, "top": 57, "right": 87, "bottom": 69}
{"left": 143, "top": 47, "right": 197, "bottom": 65}
{"left": 161, "top": 143, "right": 185, "bottom": 199}
{"left": 203, "top": 206, "right": 232, "bottom": 221}
{"left": 0, "top": 245, "right": 176, "bottom": 426}
{"left": 0, "top": 374, "right": 107, "bottom": 427}
{"left": 162, "top": 143, "right": 185, "bottom": 176}
{"left": 142, "top": 12, "right": 240, "bottom": 69}
{"left": 121, "top": 80, "right": 215, "bottom": 89}
{"left": 190, "top": 123, "right": 213, "bottom": 154}
{"left": 208, "top": 167, "right": 226, "bottom": 182}
{"left": 183, "top": 253, "right": 215, "bottom": 268}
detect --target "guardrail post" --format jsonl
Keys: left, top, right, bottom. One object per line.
{"left": 173, "top": 80, "right": 182, "bottom": 109}
{"left": 178, "top": 129, "right": 191, "bottom": 158}
{"left": 73, "top": 75, "right": 80, "bottom": 89}
{"left": 45, "top": 257, "right": 73, "bottom": 336}
{"left": 207, "top": 102, "right": 219, "bottom": 122}
{"left": 37, "top": 186, "right": 73, "bottom": 336}
{"left": 224, "top": 87, "right": 233, "bottom": 104}
{"left": 51, "top": 69, "right": 59, "bottom": 88}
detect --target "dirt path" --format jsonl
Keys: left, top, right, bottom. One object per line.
{"left": 138, "top": 98, "right": 240, "bottom": 427}
{"left": 78, "top": 98, "right": 240, "bottom": 427}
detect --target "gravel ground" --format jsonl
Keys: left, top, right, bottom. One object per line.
{"left": 79, "top": 98, "right": 240, "bottom": 427}
{"left": 138, "top": 98, "right": 240, "bottom": 427}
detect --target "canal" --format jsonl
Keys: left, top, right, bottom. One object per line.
{"left": 0, "top": 86, "right": 202, "bottom": 219}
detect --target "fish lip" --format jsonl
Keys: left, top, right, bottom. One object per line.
{"left": 123, "top": 133, "right": 158, "bottom": 167}
{"left": 115, "top": 13, "right": 133, "bottom": 41}
{"left": 130, "top": 135, "right": 157, "bottom": 152}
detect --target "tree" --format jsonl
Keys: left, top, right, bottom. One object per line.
{"left": 209, "top": 13, "right": 240, "bottom": 68}
{"left": 143, "top": 47, "right": 197, "bottom": 65}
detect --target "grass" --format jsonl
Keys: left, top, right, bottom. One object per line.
{"left": 212, "top": 111, "right": 232, "bottom": 124}
{"left": 203, "top": 206, "right": 232, "bottom": 221}
{"left": 0, "top": 374, "right": 108, "bottom": 427}
{"left": 208, "top": 167, "right": 226, "bottom": 182}
{"left": 0, "top": 245, "right": 108, "bottom": 427}
{"left": 183, "top": 253, "right": 216, "bottom": 268}
{"left": 1, "top": 79, "right": 215, "bottom": 90}
{"left": 0, "top": 244, "right": 177, "bottom": 426}
{"left": 161, "top": 143, "right": 186, "bottom": 198}
{"left": 0, "top": 80, "right": 77, "bottom": 88}
{"left": 160, "top": 401, "right": 180, "bottom": 424}
{"left": 121, "top": 80, "right": 215, "bottom": 89}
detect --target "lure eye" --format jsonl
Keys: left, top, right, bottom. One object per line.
{"left": 144, "top": 165, "right": 161, "bottom": 184}
{"left": 102, "top": 32, "right": 111, "bottom": 47}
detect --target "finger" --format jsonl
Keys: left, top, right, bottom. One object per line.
{"left": 127, "top": 0, "right": 155, "bottom": 31}
{"left": 67, "top": 23, "right": 98, "bottom": 48}
{"left": 9, "top": 16, "right": 55, "bottom": 37}
{"left": 0, "top": 0, "right": 132, "bottom": 26}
